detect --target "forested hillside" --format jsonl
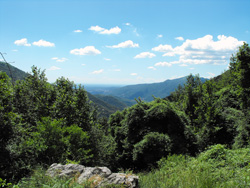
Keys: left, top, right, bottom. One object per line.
{"left": 1, "top": 43, "right": 250, "bottom": 187}
{"left": 0, "top": 61, "right": 28, "bottom": 81}
{"left": 106, "top": 76, "right": 207, "bottom": 101}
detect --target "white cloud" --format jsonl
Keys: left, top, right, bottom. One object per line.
{"left": 12, "top": 49, "right": 18, "bottom": 52}
{"left": 133, "top": 29, "right": 140, "bottom": 37}
{"left": 130, "top": 73, "right": 138, "bottom": 76}
{"left": 104, "top": 58, "right": 111, "bottom": 61}
{"left": 81, "top": 64, "right": 86, "bottom": 66}
{"left": 153, "top": 35, "right": 244, "bottom": 65}
{"left": 89, "top": 25, "right": 121, "bottom": 34}
{"left": 70, "top": 46, "right": 101, "bottom": 55}
{"left": 107, "top": 40, "right": 139, "bottom": 48}
{"left": 100, "top": 26, "right": 121, "bottom": 34}
{"left": 74, "top": 30, "right": 82, "bottom": 33}
{"left": 163, "top": 52, "right": 175, "bottom": 57}
{"left": 89, "top": 25, "right": 105, "bottom": 32}
{"left": 134, "top": 52, "right": 156, "bottom": 59}
{"left": 48, "top": 66, "right": 61, "bottom": 71}
{"left": 152, "top": 44, "right": 173, "bottom": 52}
{"left": 125, "top": 23, "right": 131, "bottom": 26}
{"left": 157, "top": 34, "right": 163, "bottom": 38}
{"left": 155, "top": 62, "right": 172, "bottom": 67}
{"left": 207, "top": 72, "right": 215, "bottom": 78}
{"left": 179, "top": 64, "right": 188, "bottom": 67}
{"left": 169, "top": 75, "right": 184, "bottom": 80}
{"left": 33, "top": 39, "right": 55, "bottom": 47}
{"left": 175, "top": 36, "right": 184, "bottom": 41}
{"left": 51, "top": 57, "right": 68, "bottom": 62}
{"left": 91, "top": 69, "right": 104, "bottom": 74}
{"left": 148, "top": 66, "right": 156, "bottom": 70}
{"left": 14, "top": 38, "right": 31, "bottom": 46}
{"left": 113, "top": 69, "right": 121, "bottom": 72}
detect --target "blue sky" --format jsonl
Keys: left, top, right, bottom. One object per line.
{"left": 0, "top": 0, "right": 249, "bottom": 85}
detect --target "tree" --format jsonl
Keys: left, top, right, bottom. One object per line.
{"left": 230, "top": 42, "right": 250, "bottom": 110}
{"left": 133, "top": 132, "right": 172, "bottom": 169}
{"left": 13, "top": 66, "right": 54, "bottom": 127}
{"left": 0, "top": 72, "right": 15, "bottom": 181}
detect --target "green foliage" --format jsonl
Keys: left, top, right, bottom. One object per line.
{"left": 0, "top": 178, "right": 12, "bottom": 188}
{"left": 108, "top": 98, "right": 195, "bottom": 170}
{"left": 0, "top": 72, "right": 16, "bottom": 181}
{"left": 133, "top": 132, "right": 172, "bottom": 169}
{"left": 139, "top": 145, "right": 250, "bottom": 188}
{"left": 230, "top": 42, "right": 250, "bottom": 110}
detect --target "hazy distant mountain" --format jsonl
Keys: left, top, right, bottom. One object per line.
{"left": 87, "top": 93, "right": 126, "bottom": 117}
{"left": 0, "top": 61, "right": 28, "bottom": 81}
{"left": 107, "top": 77, "right": 208, "bottom": 101}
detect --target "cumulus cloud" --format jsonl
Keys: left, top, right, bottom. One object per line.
{"left": 153, "top": 35, "right": 244, "bottom": 65}
{"left": 157, "top": 34, "right": 163, "bottom": 38}
{"left": 91, "top": 69, "right": 104, "bottom": 74}
{"left": 152, "top": 44, "right": 173, "bottom": 52}
{"left": 51, "top": 57, "right": 68, "bottom": 62}
{"left": 14, "top": 38, "right": 31, "bottom": 46}
{"left": 155, "top": 62, "right": 172, "bottom": 67}
{"left": 70, "top": 46, "right": 101, "bottom": 55}
{"left": 89, "top": 25, "right": 121, "bottom": 34}
{"left": 48, "top": 66, "right": 61, "bottom": 71}
{"left": 130, "top": 73, "right": 138, "bottom": 76}
{"left": 148, "top": 66, "right": 156, "bottom": 70}
{"left": 175, "top": 36, "right": 184, "bottom": 41}
{"left": 107, "top": 40, "right": 139, "bottom": 48}
{"left": 33, "top": 39, "right": 55, "bottom": 47}
{"left": 134, "top": 52, "right": 156, "bottom": 59}
{"left": 74, "top": 30, "right": 82, "bottom": 33}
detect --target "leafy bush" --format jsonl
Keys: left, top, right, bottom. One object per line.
{"left": 133, "top": 132, "right": 172, "bottom": 169}
{"left": 139, "top": 145, "right": 250, "bottom": 188}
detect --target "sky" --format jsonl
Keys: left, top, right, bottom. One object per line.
{"left": 0, "top": 0, "right": 249, "bottom": 85}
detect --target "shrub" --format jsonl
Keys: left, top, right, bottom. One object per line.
{"left": 133, "top": 132, "right": 172, "bottom": 169}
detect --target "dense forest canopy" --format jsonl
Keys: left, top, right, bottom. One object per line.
{"left": 1, "top": 43, "right": 250, "bottom": 185}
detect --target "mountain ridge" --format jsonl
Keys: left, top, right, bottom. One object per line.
{"left": 103, "top": 76, "right": 208, "bottom": 101}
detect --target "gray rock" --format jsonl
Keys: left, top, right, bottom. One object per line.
{"left": 77, "top": 167, "right": 112, "bottom": 184}
{"left": 46, "top": 163, "right": 85, "bottom": 178}
{"left": 46, "top": 164, "right": 139, "bottom": 188}
{"left": 100, "top": 173, "right": 139, "bottom": 188}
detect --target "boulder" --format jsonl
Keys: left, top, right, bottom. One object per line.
{"left": 46, "top": 163, "right": 139, "bottom": 188}
{"left": 46, "top": 163, "right": 85, "bottom": 178}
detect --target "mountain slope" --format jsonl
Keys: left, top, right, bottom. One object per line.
{"left": 108, "top": 76, "right": 207, "bottom": 101}
{"left": 87, "top": 92, "right": 123, "bottom": 117}
{"left": 0, "top": 61, "right": 28, "bottom": 81}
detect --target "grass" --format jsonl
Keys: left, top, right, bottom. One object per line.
{"left": 10, "top": 144, "right": 250, "bottom": 188}
{"left": 139, "top": 144, "right": 250, "bottom": 188}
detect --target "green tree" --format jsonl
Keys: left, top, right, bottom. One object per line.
{"left": 52, "top": 77, "right": 93, "bottom": 131}
{"left": 230, "top": 42, "right": 250, "bottom": 110}
{"left": 133, "top": 132, "right": 172, "bottom": 169}
{"left": 13, "top": 66, "right": 54, "bottom": 126}
{"left": 0, "top": 72, "right": 15, "bottom": 181}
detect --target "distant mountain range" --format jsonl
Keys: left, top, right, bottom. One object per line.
{"left": 87, "top": 77, "right": 207, "bottom": 102}
{"left": 0, "top": 61, "right": 207, "bottom": 116}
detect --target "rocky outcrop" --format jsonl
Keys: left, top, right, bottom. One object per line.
{"left": 46, "top": 163, "right": 139, "bottom": 188}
